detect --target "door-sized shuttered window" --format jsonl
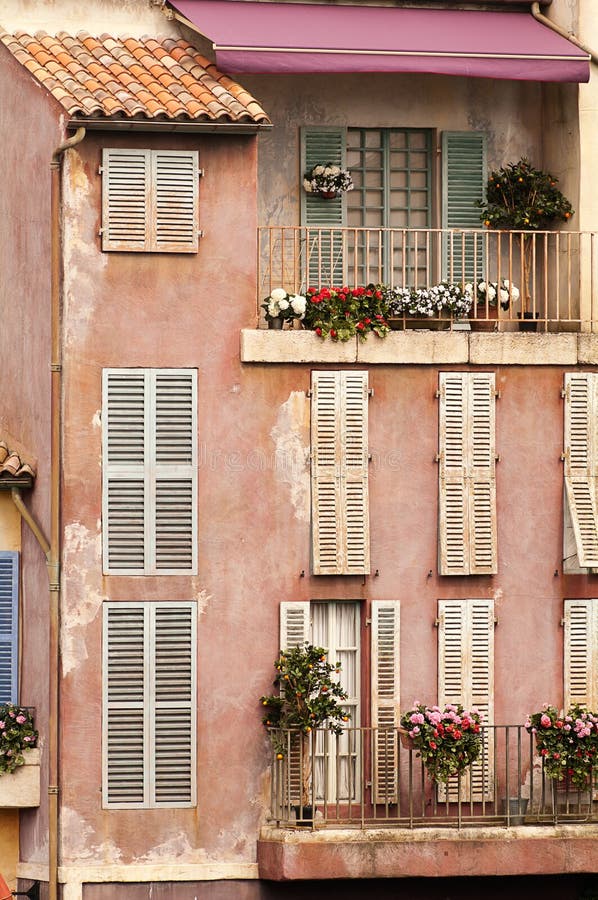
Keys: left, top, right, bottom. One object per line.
{"left": 438, "top": 372, "right": 497, "bottom": 575}
{"left": 564, "top": 599, "right": 598, "bottom": 710}
{"left": 371, "top": 601, "right": 400, "bottom": 804}
{"left": 301, "top": 128, "right": 346, "bottom": 286}
{"left": 0, "top": 552, "right": 19, "bottom": 704}
{"left": 438, "top": 598, "right": 494, "bottom": 801}
{"left": 101, "top": 149, "right": 201, "bottom": 253}
{"left": 563, "top": 374, "right": 598, "bottom": 568}
{"left": 311, "top": 370, "right": 370, "bottom": 575}
{"left": 103, "top": 601, "right": 196, "bottom": 809}
{"left": 442, "top": 132, "right": 487, "bottom": 282}
{"left": 102, "top": 368, "right": 198, "bottom": 575}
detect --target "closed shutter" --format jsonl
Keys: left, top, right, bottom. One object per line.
{"left": 563, "top": 374, "right": 598, "bottom": 568}
{"left": 564, "top": 599, "right": 598, "bottom": 710}
{"left": 103, "top": 369, "right": 197, "bottom": 575}
{"left": 102, "top": 149, "right": 199, "bottom": 253}
{"left": 438, "top": 599, "right": 494, "bottom": 801}
{"left": 439, "top": 372, "right": 496, "bottom": 575}
{"left": 311, "top": 371, "right": 370, "bottom": 575}
{"left": 371, "top": 601, "right": 400, "bottom": 804}
{"left": 0, "top": 552, "right": 18, "bottom": 704}
{"left": 442, "top": 132, "right": 486, "bottom": 282}
{"left": 103, "top": 601, "right": 196, "bottom": 809}
{"left": 301, "top": 128, "right": 346, "bottom": 285}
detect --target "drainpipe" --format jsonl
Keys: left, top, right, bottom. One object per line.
{"left": 531, "top": 2, "right": 598, "bottom": 64}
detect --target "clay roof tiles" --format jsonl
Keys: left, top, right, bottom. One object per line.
{"left": 0, "top": 30, "right": 270, "bottom": 125}
{"left": 0, "top": 436, "right": 36, "bottom": 481}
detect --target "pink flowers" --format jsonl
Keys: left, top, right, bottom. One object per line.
{"left": 540, "top": 714, "right": 552, "bottom": 728}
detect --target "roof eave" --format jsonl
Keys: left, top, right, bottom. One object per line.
{"left": 67, "top": 116, "right": 272, "bottom": 133}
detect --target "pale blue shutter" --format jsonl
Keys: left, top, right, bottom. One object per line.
{"left": 442, "top": 132, "right": 487, "bottom": 282}
{"left": 301, "top": 128, "right": 346, "bottom": 286}
{"left": 0, "top": 552, "right": 18, "bottom": 703}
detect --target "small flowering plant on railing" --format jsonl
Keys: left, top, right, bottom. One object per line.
{"left": 399, "top": 702, "right": 483, "bottom": 783}
{"left": 304, "top": 285, "right": 391, "bottom": 341}
{"left": 475, "top": 279, "right": 520, "bottom": 310}
{"left": 262, "top": 288, "right": 307, "bottom": 323}
{"left": 0, "top": 704, "right": 38, "bottom": 775}
{"left": 387, "top": 282, "right": 474, "bottom": 319}
{"left": 525, "top": 704, "right": 598, "bottom": 789}
{"left": 303, "top": 164, "right": 354, "bottom": 196}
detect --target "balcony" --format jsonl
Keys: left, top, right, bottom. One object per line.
{"left": 257, "top": 226, "right": 598, "bottom": 331}
{"left": 258, "top": 725, "right": 598, "bottom": 880}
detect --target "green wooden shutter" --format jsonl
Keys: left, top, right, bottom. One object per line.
{"left": 0, "top": 552, "right": 19, "bottom": 704}
{"left": 442, "top": 132, "right": 486, "bottom": 282}
{"left": 301, "top": 128, "right": 346, "bottom": 286}
{"left": 371, "top": 601, "right": 400, "bottom": 804}
{"left": 563, "top": 374, "right": 598, "bottom": 568}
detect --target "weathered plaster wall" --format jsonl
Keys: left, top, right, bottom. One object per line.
{"left": 1, "top": 0, "right": 179, "bottom": 38}
{"left": 0, "top": 495, "right": 21, "bottom": 551}
{"left": 578, "top": 0, "right": 598, "bottom": 231}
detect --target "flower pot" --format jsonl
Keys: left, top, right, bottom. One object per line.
{"left": 518, "top": 311, "right": 539, "bottom": 332}
{"left": 470, "top": 305, "right": 498, "bottom": 332}
{"left": 500, "top": 796, "right": 528, "bottom": 825}
{"left": 318, "top": 190, "right": 338, "bottom": 200}
{"left": 268, "top": 316, "right": 283, "bottom": 330}
{"left": 292, "top": 804, "right": 315, "bottom": 826}
{"left": 398, "top": 727, "right": 413, "bottom": 750}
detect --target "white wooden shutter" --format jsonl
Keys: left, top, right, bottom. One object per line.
{"left": 371, "top": 601, "right": 400, "bottom": 804}
{"left": 564, "top": 599, "right": 598, "bottom": 710}
{"left": 301, "top": 128, "right": 346, "bottom": 285}
{"left": 442, "top": 132, "right": 486, "bottom": 282}
{"left": 102, "top": 149, "right": 199, "bottom": 253}
{"left": 311, "top": 371, "right": 370, "bottom": 575}
{"left": 0, "top": 552, "right": 19, "bottom": 704}
{"left": 103, "top": 601, "right": 196, "bottom": 809}
{"left": 439, "top": 373, "right": 496, "bottom": 575}
{"left": 438, "top": 599, "right": 494, "bottom": 801}
{"left": 103, "top": 369, "right": 197, "bottom": 575}
{"left": 280, "top": 602, "right": 310, "bottom": 650}
{"left": 563, "top": 374, "right": 598, "bottom": 568}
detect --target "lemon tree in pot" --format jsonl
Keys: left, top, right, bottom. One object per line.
{"left": 260, "top": 644, "right": 349, "bottom": 821}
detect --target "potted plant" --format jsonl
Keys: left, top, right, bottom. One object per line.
{"left": 472, "top": 279, "right": 520, "bottom": 331}
{"left": 478, "top": 158, "right": 573, "bottom": 328}
{"left": 260, "top": 644, "right": 349, "bottom": 822}
{"left": 386, "top": 282, "right": 473, "bottom": 328}
{"left": 399, "top": 702, "right": 483, "bottom": 783}
{"left": 0, "top": 704, "right": 38, "bottom": 775}
{"left": 262, "top": 288, "right": 307, "bottom": 329}
{"left": 304, "top": 284, "right": 390, "bottom": 341}
{"left": 303, "top": 164, "right": 354, "bottom": 200}
{"left": 525, "top": 703, "right": 598, "bottom": 790}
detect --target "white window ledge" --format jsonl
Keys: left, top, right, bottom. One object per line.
{"left": 0, "top": 749, "right": 40, "bottom": 808}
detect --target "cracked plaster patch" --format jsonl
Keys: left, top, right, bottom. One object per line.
{"left": 270, "top": 392, "right": 310, "bottom": 522}
{"left": 61, "top": 522, "right": 104, "bottom": 676}
{"left": 61, "top": 807, "right": 122, "bottom": 863}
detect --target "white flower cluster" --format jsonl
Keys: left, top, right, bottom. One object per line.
{"left": 475, "top": 279, "right": 520, "bottom": 309}
{"left": 263, "top": 287, "right": 307, "bottom": 321}
{"left": 387, "top": 283, "right": 473, "bottom": 318}
{"left": 303, "top": 164, "right": 354, "bottom": 194}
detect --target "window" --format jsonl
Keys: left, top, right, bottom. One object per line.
{"left": 101, "top": 149, "right": 201, "bottom": 253}
{"left": 0, "top": 551, "right": 18, "bottom": 703}
{"left": 280, "top": 600, "right": 400, "bottom": 803}
{"left": 438, "top": 372, "right": 497, "bottom": 575}
{"left": 438, "top": 598, "right": 494, "bottom": 800}
{"left": 102, "top": 368, "right": 198, "bottom": 575}
{"left": 311, "top": 370, "right": 370, "bottom": 575}
{"left": 564, "top": 599, "right": 598, "bottom": 710}
{"left": 563, "top": 373, "right": 598, "bottom": 570}
{"left": 102, "top": 601, "right": 196, "bottom": 808}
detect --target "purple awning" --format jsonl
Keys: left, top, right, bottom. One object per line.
{"left": 170, "top": 0, "right": 590, "bottom": 82}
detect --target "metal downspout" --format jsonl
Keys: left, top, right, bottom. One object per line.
{"left": 531, "top": 2, "right": 598, "bottom": 64}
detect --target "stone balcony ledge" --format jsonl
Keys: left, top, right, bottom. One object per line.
{"left": 240, "top": 329, "right": 598, "bottom": 366}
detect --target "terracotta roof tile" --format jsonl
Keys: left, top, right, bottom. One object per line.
{"left": 0, "top": 30, "right": 271, "bottom": 125}
{"left": 0, "top": 434, "right": 37, "bottom": 480}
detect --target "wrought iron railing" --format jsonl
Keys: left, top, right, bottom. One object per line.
{"left": 257, "top": 227, "right": 598, "bottom": 330}
{"left": 267, "top": 725, "right": 598, "bottom": 828}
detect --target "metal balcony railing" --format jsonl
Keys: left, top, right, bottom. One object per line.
{"left": 268, "top": 725, "right": 598, "bottom": 829}
{"left": 257, "top": 227, "right": 598, "bottom": 330}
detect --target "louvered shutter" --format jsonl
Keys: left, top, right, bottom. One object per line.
{"left": 439, "top": 373, "right": 496, "bottom": 576}
{"left": 371, "top": 601, "right": 400, "bottom": 804}
{"left": 311, "top": 371, "right": 370, "bottom": 575}
{"left": 103, "top": 602, "right": 196, "bottom": 809}
{"left": 102, "top": 149, "right": 199, "bottom": 253}
{"left": 564, "top": 599, "right": 597, "bottom": 709}
{"left": 563, "top": 374, "right": 598, "bottom": 568}
{"left": 442, "top": 132, "right": 487, "bottom": 282}
{"left": 438, "top": 599, "right": 494, "bottom": 801}
{"left": 0, "top": 552, "right": 18, "bottom": 704}
{"left": 301, "top": 128, "right": 346, "bottom": 286}
{"left": 103, "top": 369, "right": 197, "bottom": 575}
{"left": 280, "top": 602, "right": 311, "bottom": 805}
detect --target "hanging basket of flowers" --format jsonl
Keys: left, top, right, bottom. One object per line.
{"left": 525, "top": 704, "right": 598, "bottom": 790}
{"left": 399, "top": 702, "right": 483, "bottom": 783}
{"left": 303, "top": 164, "right": 354, "bottom": 199}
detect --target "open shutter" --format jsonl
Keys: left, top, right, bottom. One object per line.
{"left": 439, "top": 373, "right": 496, "bottom": 576}
{"left": 0, "top": 552, "right": 18, "bottom": 704}
{"left": 102, "top": 149, "right": 151, "bottom": 251}
{"left": 280, "top": 602, "right": 310, "bottom": 650}
{"left": 153, "top": 150, "right": 199, "bottom": 253}
{"left": 371, "top": 601, "right": 400, "bottom": 804}
{"left": 442, "top": 132, "right": 486, "bottom": 282}
{"left": 311, "top": 371, "right": 369, "bottom": 575}
{"left": 438, "top": 599, "right": 494, "bottom": 801}
{"left": 564, "top": 599, "right": 597, "bottom": 709}
{"left": 564, "top": 374, "right": 598, "bottom": 568}
{"left": 301, "top": 128, "right": 346, "bottom": 286}
{"left": 103, "top": 603, "right": 149, "bottom": 807}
